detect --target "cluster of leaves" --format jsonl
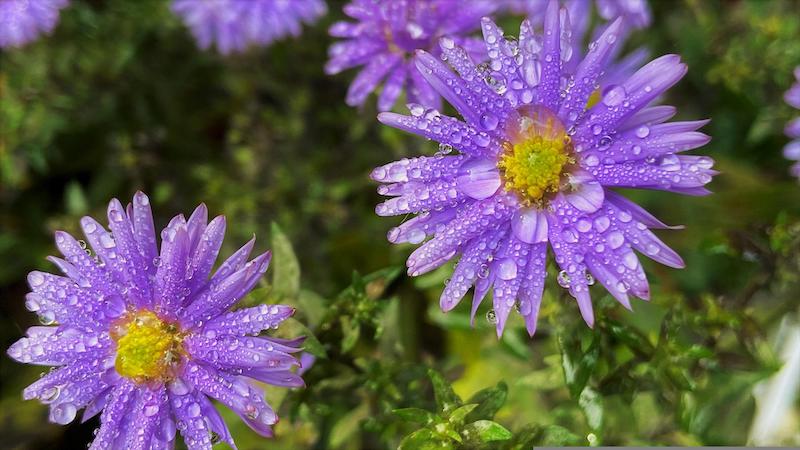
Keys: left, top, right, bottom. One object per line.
{"left": 393, "top": 372, "right": 511, "bottom": 449}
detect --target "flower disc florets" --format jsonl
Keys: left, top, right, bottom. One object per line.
{"left": 112, "top": 310, "right": 185, "bottom": 382}
{"left": 499, "top": 106, "right": 576, "bottom": 206}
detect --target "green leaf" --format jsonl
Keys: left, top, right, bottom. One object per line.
{"left": 465, "top": 382, "right": 507, "bottom": 422}
{"left": 270, "top": 222, "right": 300, "bottom": 300}
{"left": 462, "top": 420, "right": 512, "bottom": 443}
{"left": 393, "top": 408, "right": 436, "bottom": 424}
{"left": 558, "top": 330, "right": 600, "bottom": 398}
{"left": 64, "top": 181, "right": 88, "bottom": 215}
{"left": 398, "top": 429, "right": 448, "bottom": 450}
{"left": 447, "top": 403, "right": 477, "bottom": 426}
{"left": 296, "top": 289, "right": 327, "bottom": 328}
{"left": 535, "top": 425, "right": 583, "bottom": 446}
{"left": 578, "top": 387, "right": 604, "bottom": 432}
{"left": 428, "top": 369, "right": 462, "bottom": 414}
{"left": 329, "top": 403, "right": 369, "bottom": 449}
{"left": 605, "top": 319, "right": 654, "bottom": 353}
{"left": 340, "top": 316, "right": 361, "bottom": 353}
{"left": 362, "top": 266, "right": 403, "bottom": 299}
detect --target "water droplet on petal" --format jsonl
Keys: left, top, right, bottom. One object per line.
{"left": 52, "top": 403, "right": 77, "bottom": 425}
{"left": 557, "top": 270, "right": 571, "bottom": 288}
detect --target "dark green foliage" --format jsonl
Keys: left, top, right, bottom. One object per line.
{"left": 2, "top": 0, "right": 800, "bottom": 449}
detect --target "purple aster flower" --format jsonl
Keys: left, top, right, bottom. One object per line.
{"left": 371, "top": 0, "right": 715, "bottom": 336}
{"left": 325, "top": 0, "right": 497, "bottom": 111}
{"left": 0, "top": 0, "right": 69, "bottom": 48}
{"left": 503, "top": 0, "right": 651, "bottom": 90}
{"left": 502, "top": 0, "right": 650, "bottom": 29}
{"left": 171, "top": 0, "right": 327, "bottom": 55}
{"left": 784, "top": 67, "right": 800, "bottom": 179}
{"left": 7, "top": 192, "right": 302, "bottom": 449}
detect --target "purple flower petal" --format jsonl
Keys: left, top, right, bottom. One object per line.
{"left": 171, "top": 0, "right": 326, "bottom": 54}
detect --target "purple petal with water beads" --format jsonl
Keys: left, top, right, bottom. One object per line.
{"left": 517, "top": 243, "right": 548, "bottom": 336}
{"left": 181, "top": 251, "right": 272, "bottom": 327}
{"left": 456, "top": 158, "right": 502, "bottom": 200}
{"left": 562, "top": 171, "right": 605, "bottom": 213}
{"left": 53, "top": 231, "right": 115, "bottom": 295}
{"left": 575, "top": 55, "right": 688, "bottom": 148}
{"left": 201, "top": 304, "right": 295, "bottom": 337}
{"left": 88, "top": 381, "right": 136, "bottom": 450}
{"left": 107, "top": 199, "right": 153, "bottom": 305}
{"left": 198, "top": 393, "right": 237, "bottom": 449}
{"left": 120, "top": 386, "right": 167, "bottom": 450}
{"left": 558, "top": 18, "right": 624, "bottom": 127}
{"left": 23, "top": 270, "right": 113, "bottom": 329}
{"left": 183, "top": 363, "right": 277, "bottom": 438}
{"left": 387, "top": 209, "right": 457, "bottom": 245}
{"left": 492, "top": 235, "right": 531, "bottom": 336}
{"left": 579, "top": 119, "right": 711, "bottom": 166}
{"left": 184, "top": 335, "right": 298, "bottom": 372}
{"left": 7, "top": 326, "right": 111, "bottom": 366}
{"left": 511, "top": 208, "right": 549, "bottom": 244}
{"left": 439, "top": 227, "right": 506, "bottom": 312}
{"left": 185, "top": 215, "right": 227, "bottom": 296}
{"left": 535, "top": 0, "right": 564, "bottom": 110}
{"left": 590, "top": 155, "right": 716, "bottom": 193}
{"left": 377, "top": 110, "right": 498, "bottom": 157}
{"left": 375, "top": 178, "right": 468, "bottom": 216}
{"left": 406, "top": 195, "right": 515, "bottom": 277}
{"left": 170, "top": 388, "right": 213, "bottom": 450}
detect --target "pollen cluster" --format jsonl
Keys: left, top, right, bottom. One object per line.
{"left": 498, "top": 105, "right": 574, "bottom": 206}
{"left": 112, "top": 310, "right": 184, "bottom": 381}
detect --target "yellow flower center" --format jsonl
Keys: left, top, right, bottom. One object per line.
{"left": 498, "top": 105, "right": 574, "bottom": 206}
{"left": 586, "top": 88, "right": 602, "bottom": 109}
{"left": 112, "top": 310, "right": 184, "bottom": 382}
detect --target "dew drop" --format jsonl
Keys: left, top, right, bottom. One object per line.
{"left": 52, "top": 403, "right": 77, "bottom": 425}
{"left": 601, "top": 85, "right": 626, "bottom": 107}
{"left": 557, "top": 270, "right": 571, "bottom": 288}
{"left": 479, "top": 114, "right": 499, "bottom": 131}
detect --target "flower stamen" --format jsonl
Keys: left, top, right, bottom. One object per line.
{"left": 111, "top": 310, "right": 184, "bottom": 382}
{"left": 498, "top": 105, "right": 575, "bottom": 206}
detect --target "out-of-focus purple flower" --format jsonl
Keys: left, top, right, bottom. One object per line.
{"left": 371, "top": 0, "right": 714, "bottom": 337}
{"left": 784, "top": 67, "right": 800, "bottom": 179}
{"left": 297, "top": 352, "right": 316, "bottom": 376}
{"left": 325, "top": 0, "right": 497, "bottom": 111}
{"left": 0, "top": 0, "right": 69, "bottom": 48}
{"left": 171, "top": 0, "right": 327, "bottom": 55}
{"left": 502, "top": 0, "right": 650, "bottom": 29}
{"left": 7, "top": 192, "right": 303, "bottom": 449}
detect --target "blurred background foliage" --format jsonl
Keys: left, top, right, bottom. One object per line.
{"left": 2, "top": 0, "right": 800, "bottom": 448}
